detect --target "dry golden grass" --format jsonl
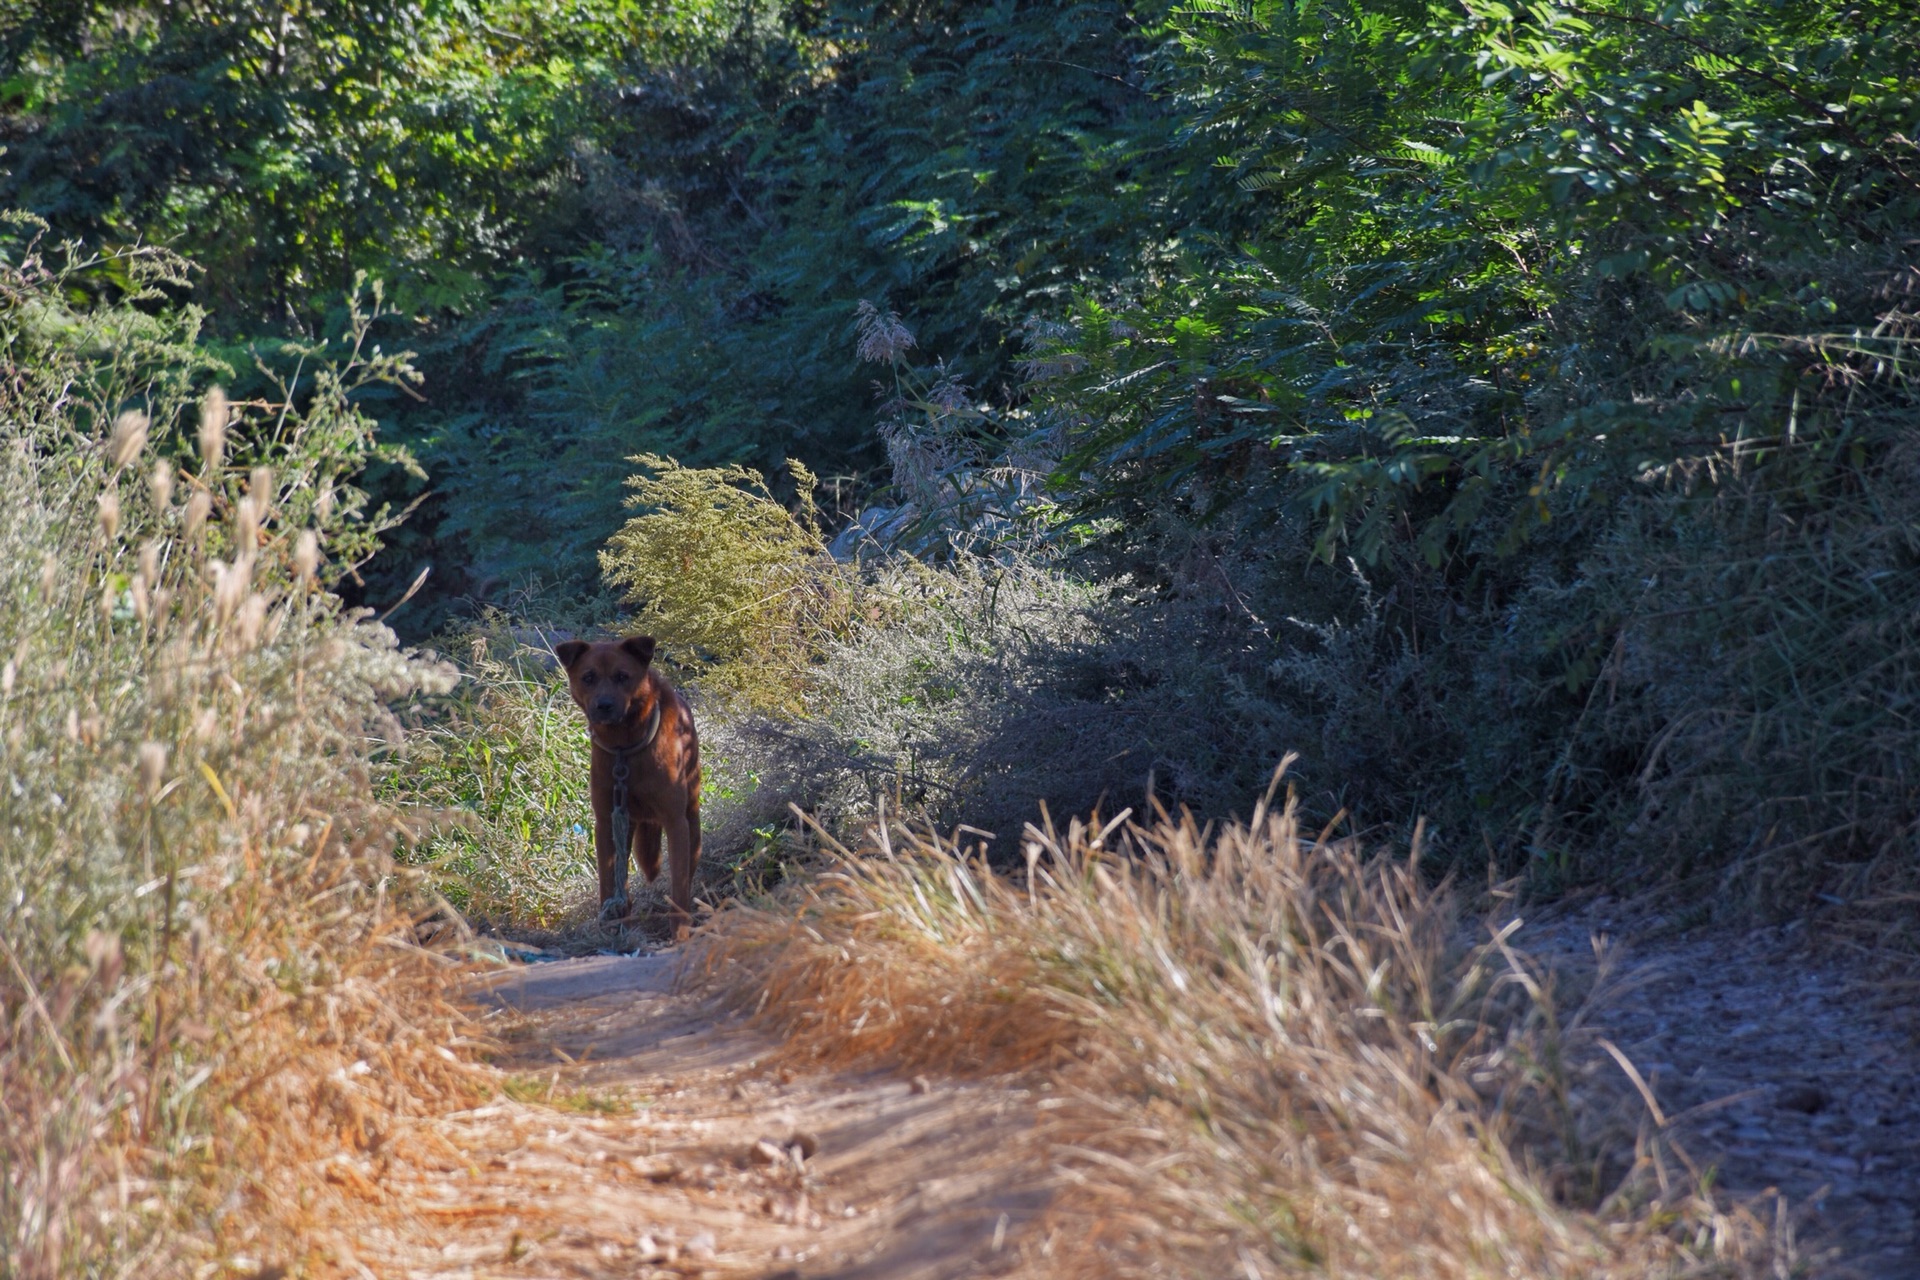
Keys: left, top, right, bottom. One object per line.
{"left": 0, "top": 239, "right": 488, "bottom": 1278}
{"left": 693, "top": 770, "right": 1788, "bottom": 1279}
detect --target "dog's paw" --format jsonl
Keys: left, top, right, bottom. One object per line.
{"left": 598, "top": 893, "right": 631, "bottom": 924}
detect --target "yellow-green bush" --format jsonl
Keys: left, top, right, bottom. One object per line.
{"left": 600, "top": 453, "right": 854, "bottom": 712}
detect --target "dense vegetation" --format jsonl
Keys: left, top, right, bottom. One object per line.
{"left": 0, "top": 234, "right": 477, "bottom": 1274}
{"left": 5, "top": 1, "right": 1916, "bottom": 1271}
{"left": 7, "top": 0, "right": 1917, "bottom": 917}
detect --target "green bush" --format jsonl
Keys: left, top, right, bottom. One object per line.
{"left": 1003, "top": 0, "right": 1920, "bottom": 910}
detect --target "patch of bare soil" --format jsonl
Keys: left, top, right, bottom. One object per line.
{"left": 343, "top": 954, "right": 1060, "bottom": 1279}
{"left": 1526, "top": 903, "right": 1920, "bottom": 1279}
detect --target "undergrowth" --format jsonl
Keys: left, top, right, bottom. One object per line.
{"left": 0, "top": 231, "right": 483, "bottom": 1277}
{"left": 392, "top": 623, "right": 595, "bottom": 929}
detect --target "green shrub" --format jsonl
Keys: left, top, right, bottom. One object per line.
{"left": 997, "top": 0, "right": 1920, "bottom": 914}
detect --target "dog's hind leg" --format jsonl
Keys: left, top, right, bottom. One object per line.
{"left": 634, "top": 820, "right": 662, "bottom": 884}
{"left": 687, "top": 795, "right": 702, "bottom": 877}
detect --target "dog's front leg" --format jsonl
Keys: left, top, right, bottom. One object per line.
{"left": 587, "top": 744, "right": 633, "bottom": 924}
{"left": 635, "top": 820, "right": 662, "bottom": 885}
{"left": 664, "top": 813, "right": 695, "bottom": 933}
{"left": 593, "top": 804, "right": 620, "bottom": 910}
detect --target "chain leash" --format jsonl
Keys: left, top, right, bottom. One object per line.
{"left": 594, "top": 700, "right": 663, "bottom": 909}
{"left": 609, "top": 749, "right": 633, "bottom": 902}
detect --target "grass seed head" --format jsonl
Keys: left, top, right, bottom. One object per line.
{"left": 198, "top": 387, "right": 229, "bottom": 471}
{"left": 97, "top": 490, "right": 122, "bottom": 541}
{"left": 212, "top": 555, "right": 254, "bottom": 624}
{"left": 1, "top": 661, "right": 14, "bottom": 695}
{"left": 149, "top": 459, "right": 174, "bottom": 510}
{"left": 855, "top": 299, "right": 917, "bottom": 364}
{"left": 138, "top": 541, "right": 161, "bottom": 587}
{"left": 235, "top": 496, "right": 261, "bottom": 550}
{"left": 249, "top": 465, "right": 274, "bottom": 503}
{"left": 137, "top": 742, "right": 167, "bottom": 799}
{"left": 237, "top": 594, "right": 268, "bottom": 649}
{"left": 294, "top": 530, "right": 320, "bottom": 585}
{"left": 81, "top": 932, "right": 124, "bottom": 996}
{"left": 108, "top": 410, "right": 150, "bottom": 470}
{"left": 185, "top": 490, "right": 211, "bottom": 545}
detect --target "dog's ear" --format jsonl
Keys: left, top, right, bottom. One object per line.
{"left": 553, "top": 639, "right": 589, "bottom": 671}
{"left": 619, "top": 634, "right": 657, "bottom": 669}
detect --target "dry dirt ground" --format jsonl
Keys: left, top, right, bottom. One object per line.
{"left": 1525, "top": 903, "right": 1920, "bottom": 1280}
{"left": 344, "top": 952, "right": 1062, "bottom": 1280}
{"left": 339, "top": 909, "right": 1918, "bottom": 1280}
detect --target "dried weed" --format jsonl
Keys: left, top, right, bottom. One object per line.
{"left": 694, "top": 772, "right": 1787, "bottom": 1278}
{"left": 0, "top": 237, "right": 486, "bottom": 1277}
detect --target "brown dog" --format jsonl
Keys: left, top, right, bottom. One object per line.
{"left": 553, "top": 636, "right": 702, "bottom": 928}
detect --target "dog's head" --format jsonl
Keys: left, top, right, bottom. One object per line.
{"left": 553, "top": 635, "right": 658, "bottom": 726}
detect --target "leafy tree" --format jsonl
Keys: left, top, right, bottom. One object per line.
{"left": 406, "top": 0, "right": 1196, "bottom": 593}
{"left": 1037, "top": 0, "right": 1920, "bottom": 562}
{"left": 0, "top": 0, "right": 680, "bottom": 322}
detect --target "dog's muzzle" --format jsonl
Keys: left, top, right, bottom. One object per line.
{"left": 589, "top": 698, "right": 624, "bottom": 723}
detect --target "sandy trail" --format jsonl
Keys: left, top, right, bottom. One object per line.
{"left": 347, "top": 953, "right": 1059, "bottom": 1280}
{"left": 339, "top": 910, "right": 1918, "bottom": 1280}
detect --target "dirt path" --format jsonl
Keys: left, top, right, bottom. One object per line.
{"left": 1525, "top": 905, "right": 1920, "bottom": 1279}
{"left": 338, "top": 911, "right": 1917, "bottom": 1280}
{"left": 345, "top": 953, "right": 1058, "bottom": 1280}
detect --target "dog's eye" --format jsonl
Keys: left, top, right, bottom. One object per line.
{"left": 581, "top": 671, "right": 598, "bottom": 686}
{"left": 612, "top": 670, "right": 629, "bottom": 683}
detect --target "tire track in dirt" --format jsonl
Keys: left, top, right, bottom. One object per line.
{"left": 346, "top": 954, "right": 1058, "bottom": 1279}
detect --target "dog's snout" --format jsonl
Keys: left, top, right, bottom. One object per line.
{"left": 592, "top": 695, "right": 619, "bottom": 719}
